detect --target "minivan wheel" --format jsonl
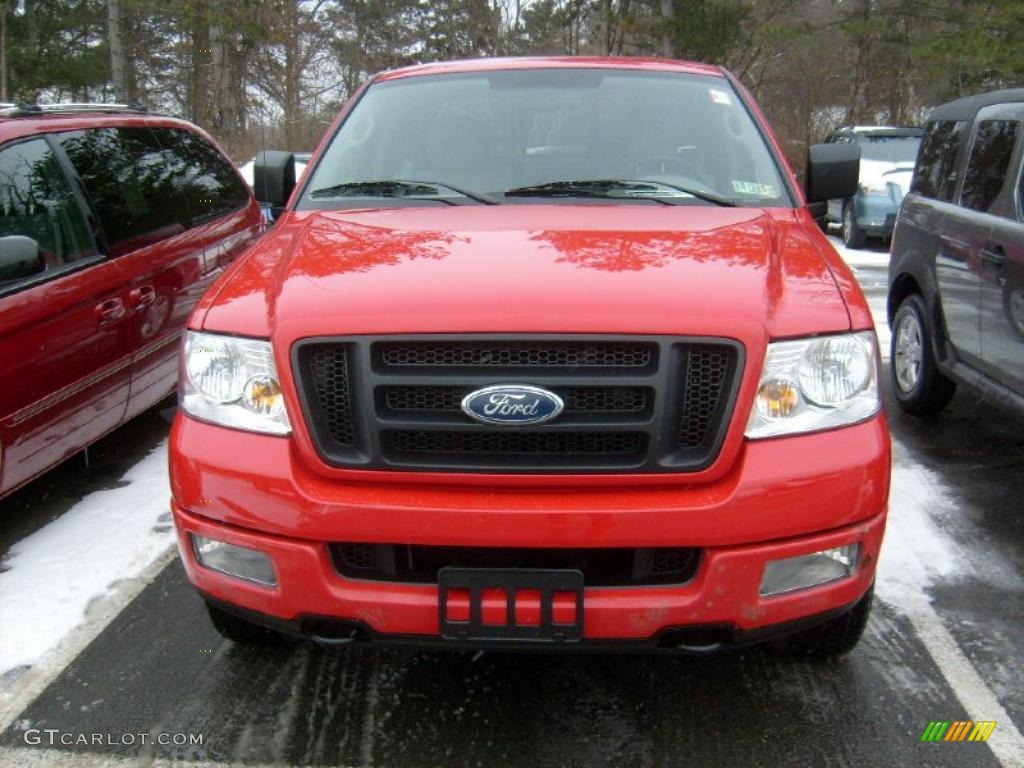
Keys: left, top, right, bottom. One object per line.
{"left": 842, "top": 201, "right": 866, "bottom": 249}
{"left": 891, "top": 294, "right": 956, "bottom": 416}
{"left": 781, "top": 584, "right": 873, "bottom": 660}
{"left": 206, "top": 602, "right": 292, "bottom": 647}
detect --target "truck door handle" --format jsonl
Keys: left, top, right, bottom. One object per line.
{"left": 128, "top": 285, "right": 157, "bottom": 310}
{"left": 94, "top": 298, "right": 126, "bottom": 326}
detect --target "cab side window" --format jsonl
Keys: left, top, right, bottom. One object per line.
{"left": 0, "top": 138, "right": 95, "bottom": 287}
{"left": 150, "top": 128, "right": 250, "bottom": 225}
{"left": 912, "top": 120, "right": 966, "bottom": 202}
{"left": 960, "top": 119, "right": 1021, "bottom": 215}
{"left": 58, "top": 127, "right": 191, "bottom": 256}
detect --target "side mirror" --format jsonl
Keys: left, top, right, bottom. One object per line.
{"left": 805, "top": 143, "right": 860, "bottom": 204}
{"left": 253, "top": 151, "right": 296, "bottom": 216}
{"left": 0, "top": 235, "right": 45, "bottom": 282}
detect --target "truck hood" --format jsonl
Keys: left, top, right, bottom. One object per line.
{"left": 199, "top": 205, "right": 852, "bottom": 341}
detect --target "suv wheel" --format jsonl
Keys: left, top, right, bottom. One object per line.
{"left": 842, "top": 201, "right": 866, "bottom": 249}
{"left": 781, "top": 584, "right": 873, "bottom": 659}
{"left": 891, "top": 294, "right": 956, "bottom": 416}
{"left": 206, "top": 602, "right": 293, "bottom": 647}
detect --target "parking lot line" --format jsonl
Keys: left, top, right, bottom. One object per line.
{"left": 0, "top": 545, "right": 177, "bottom": 735}
{"left": 901, "top": 591, "right": 1024, "bottom": 768}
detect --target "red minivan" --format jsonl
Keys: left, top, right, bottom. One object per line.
{"left": 0, "top": 105, "right": 261, "bottom": 499}
{"left": 171, "top": 58, "right": 889, "bottom": 658}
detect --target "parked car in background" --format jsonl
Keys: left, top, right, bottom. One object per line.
{"left": 825, "top": 126, "right": 923, "bottom": 248}
{"left": 170, "top": 58, "right": 888, "bottom": 660}
{"left": 238, "top": 151, "right": 311, "bottom": 188}
{"left": 889, "top": 89, "right": 1024, "bottom": 419}
{"left": 0, "top": 103, "right": 262, "bottom": 500}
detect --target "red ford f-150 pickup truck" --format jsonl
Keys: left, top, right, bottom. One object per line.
{"left": 170, "top": 57, "right": 889, "bottom": 658}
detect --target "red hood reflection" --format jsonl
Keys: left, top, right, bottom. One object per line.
{"left": 197, "top": 205, "right": 853, "bottom": 341}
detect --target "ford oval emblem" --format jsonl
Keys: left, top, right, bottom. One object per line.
{"left": 461, "top": 384, "right": 564, "bottom": 426}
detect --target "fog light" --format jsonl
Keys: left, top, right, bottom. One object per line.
{"left": 192, "top": 534, "right": 276, "bottom": 586}
{"left": 759, "top": 543, "right": 859, "bottom": 597}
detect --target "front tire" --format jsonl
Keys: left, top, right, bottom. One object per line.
{"left": 890, "top": 294, "right": 956, "bottom": 416}
{"left": 782, "top": 584, "right": 873, "bottom": 659}
{"left": 206, "top": 602, "right": 292, "bottom": 647}
{"left": 842, "top": 201, "right": 867, "bottom": 249}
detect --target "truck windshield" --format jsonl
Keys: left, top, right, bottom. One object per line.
{"left": 300, "top": 68, "right": 791, "bottom": 209}
{"left": 861, "top": 136, "right": 920, "bottom": 164}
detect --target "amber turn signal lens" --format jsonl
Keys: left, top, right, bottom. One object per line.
{"left": 242, "top": 375, "right": 284, "bottom": 416}
{"left": 755, "top": 378, "right": 799, "bottom": 419}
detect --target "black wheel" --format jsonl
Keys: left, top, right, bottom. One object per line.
{"left": 206, "top": 602, "right": 292, "bottom": 647}
{"left": 842, "top": 201, "right": 867, "bottom": 249}
{"left": 890, "top": 294, "right": 956, "bottom": 416}
{"left": 782, "top": 584, "right": 874, "bottom": 659}
{"left": 1003, "top": 279, "right": 1024, "bottom": 341}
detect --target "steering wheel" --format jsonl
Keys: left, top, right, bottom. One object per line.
{"left": 622, "top": 154, "right": 697, "bottom": 179}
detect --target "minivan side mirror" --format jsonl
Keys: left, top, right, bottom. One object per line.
{"left": 0, "top": 235, "right": 45, "bottom": 282}
{"left": 804, "top": 143, "right": 860, "bottom": 206}
{"left": 253, "top": 151, "right": 296, "bottom": 215}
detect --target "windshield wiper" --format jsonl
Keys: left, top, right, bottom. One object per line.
{"left": 504, "top": 179, "right": 737, "bottom": 207}
{"left": 308, "top": 179, "right": 499, "bottom": 205}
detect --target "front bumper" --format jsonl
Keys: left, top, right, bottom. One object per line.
{"left": 170, "top": 413, "right": 889, "bottom": 646}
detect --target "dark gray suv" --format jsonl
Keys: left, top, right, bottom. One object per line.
{"left": 888, "top": 89, "right": 1024, "bottom": 419}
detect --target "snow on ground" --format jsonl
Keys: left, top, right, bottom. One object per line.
{"left": 826, "top": 234, "right": 892, "bottom": 359}
{"left": 0, "top": 441, "right": 174, "bottom": 681}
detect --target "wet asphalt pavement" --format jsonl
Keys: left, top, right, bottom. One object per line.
{"left": 1, "top": 253, "right": 1022, "bottom": 767}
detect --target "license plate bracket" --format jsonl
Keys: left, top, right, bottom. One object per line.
{"left": 438, "top": 567, "right": 584, "bottom": 643}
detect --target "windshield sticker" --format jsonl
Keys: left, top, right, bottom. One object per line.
{"left": 731, "top": 180, "right": 778, "bottom": 197}
{"left": 709, "top": 88, "right": 732, "bottom": 106}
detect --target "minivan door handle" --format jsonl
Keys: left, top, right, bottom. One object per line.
{"left": 94, "top": 298, "right": 126, "bottom": 326}
{"left": 128, "top": 285, "right": 157, "bottom": 310}
{"left": 981, "top": 245, "right": 1007, "bottom": 270}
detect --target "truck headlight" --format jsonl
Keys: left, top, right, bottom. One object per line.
{"left": 182, "top": 331, "right": 291, "bottom": 435}
{"left": 746, "top": 331, "right": 878, "bottom": 439}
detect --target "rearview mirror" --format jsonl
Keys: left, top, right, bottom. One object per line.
{"left": 804, "top": 143, "right": 860, "bottom": 204}
{"left": 253, "top": 151, "right": 296, "bottom": 216}
{"left": 0, "top": 235, "right": 45, "bottom": 282}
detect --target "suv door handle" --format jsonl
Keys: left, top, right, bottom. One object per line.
{"left": 128, "top": 285, "right": 157, "bottom": 310}
{"left": 94, "top": 298, "right": 126, "bottom": 326}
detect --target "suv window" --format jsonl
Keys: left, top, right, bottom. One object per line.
{"left": 150, "top": 128, "right": 249, "bottom": 224}
{"left": 0, "top": 138, "right": 95, "bottom": 284}
{"left": 912, "top": 120, "right": 966, "bottom": 201}
{"left": 59, "top": 127, "right": 191, "bottom": 255}
{"left": 960, "top": 119, "right": 1021, "bottom": 214}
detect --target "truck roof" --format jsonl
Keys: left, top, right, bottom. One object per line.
{"left": 374, "top": 56, "right": 725, "bottom": 83}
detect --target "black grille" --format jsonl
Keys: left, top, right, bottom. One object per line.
{"left": 302, "top": 344, "right": 356, "bottom": 447}
{"left": 387, "top": 430, "right": 646, "bottom": 466}
{"left": 292, "top": 335, "right": 742, "bottom": 473}
{"left": 678, "top": 346, "right": 733, "bottom": 448}
{"left": 377, "top": 341, "right": 655, "bottom": 370}
{"left": 383, "top": 385, "right": 649, "bottom": 416}
{"left": 331, "top": 543, "right": 701, "bottom": 587}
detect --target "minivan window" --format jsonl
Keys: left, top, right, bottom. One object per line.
{"left": 151, "top": 128, "right": 249, "bottom": 223}
{"left": 59, "top": 127, "right": 191, "bottom": 255}
{"left": 302, "top": 69, "right": 790, "bottom": 208}
{"left": 960, "top": 119, "right": 1021, "bottom": 214}
{"left": 0, "top": 138, "right": 95, "bottom": 283}
{"left": 912, "top": 121, "right": 966, "bottom": 201}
